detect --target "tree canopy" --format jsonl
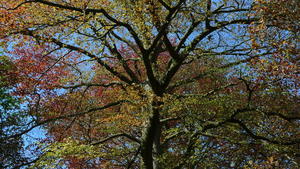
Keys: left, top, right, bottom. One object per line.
{"left": 0, "top": 54, "right": 30, "bottom": 168}
{"left": 0, "top": 0, "right": 299, "bottom": 168}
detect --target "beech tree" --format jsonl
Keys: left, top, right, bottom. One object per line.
{"left": 0, "top": 0, "right": 299, "bottom": 168}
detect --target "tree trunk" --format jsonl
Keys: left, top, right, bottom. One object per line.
{"left": 140, "top": 101, "right": 162, "bottom": 169}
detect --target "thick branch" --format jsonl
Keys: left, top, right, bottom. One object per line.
{"left": 92, "top": 133, "right": 141, "bottom": 145}
{"left": 158, "top": 0, "right": 171, "bottom": 10}
{"left": 59, "top": 81, "right": 124, "bottom": 89}
{"left": 143, "top": 0, "right": 186, "bottom": 95}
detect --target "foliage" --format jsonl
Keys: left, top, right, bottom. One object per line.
{"left": 0, "top": 55, "right": 29, "bottom": 168}
{"left": 0, "top": 0, "right": 299, "bottom": 168}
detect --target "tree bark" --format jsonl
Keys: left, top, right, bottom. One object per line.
{"left": 140, "top": 101, "right": 162, "bottom": 169}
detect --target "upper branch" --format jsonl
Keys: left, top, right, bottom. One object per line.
{"left": 105, "top": 39, "right": 140, "bottom": 83}
{"left": 20, "top": 30, "right": 133, "bottom": 84}
{"left": 184, "top": 18, "right": 258, "bottom": 56}
{"left": 10, "top": 0, "right": 145, "bottom": 53}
